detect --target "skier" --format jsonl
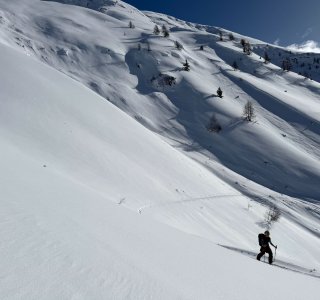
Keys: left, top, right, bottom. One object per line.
{"left": 217, "top": 87, "right": 223, "bottom": 98}
{"left": 257, "top": 230, "right": 277, "bottom": 264}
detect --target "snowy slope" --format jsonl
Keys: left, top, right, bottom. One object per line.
{"left": 0, "top": 42, "right": 319, "bottom": 299}
{"left": 1, "top": 0, "right": 319, "bottom": 200}
{"left": 0, "top": 39, "right": 236, "bottom": 214}
{"left": 0, "top": 0, "right": 320, "bottom": 299}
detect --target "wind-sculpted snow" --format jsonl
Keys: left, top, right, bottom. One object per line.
{"left": 0, "top": 1, "right": 319, "bottom": 299}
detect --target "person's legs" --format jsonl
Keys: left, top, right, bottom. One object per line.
{"left": 266, "top": 247, "right": 273, "bottom": 264}
{"left": 257, "top": 247, "right": 266, "bottom": 261}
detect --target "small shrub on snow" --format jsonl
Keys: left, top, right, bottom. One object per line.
{"left": 243, "top": 101, "right": 255, "bottom": 121}
{"left": 264, "top": 205, "right": 281, "bottom": 228}
{"left": 207, "top": 115, "right": 222, "bottom": 133}
{"left": 151, "top": 73, "right": 176, "bottom": 89}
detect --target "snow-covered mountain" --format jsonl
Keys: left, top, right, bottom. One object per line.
{"left": 0, "top": 0, "right": 319, "bottom": 299}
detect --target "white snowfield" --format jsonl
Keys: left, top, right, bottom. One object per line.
{"left": 0, "top": 0, "right": 319, "bottom": 299}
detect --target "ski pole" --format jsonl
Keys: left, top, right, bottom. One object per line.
{"left": 274, "top": 246, "right": 277, "bottom": 263}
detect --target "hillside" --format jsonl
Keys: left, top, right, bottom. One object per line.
{"left": 2, "top": 0, "right": 320, "bottom": 200}
{"left": 0, "top": 0, "right": 319, "bottom": 299}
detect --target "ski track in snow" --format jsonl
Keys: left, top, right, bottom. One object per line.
{"left": 219, "top": 244, "right": 320, "bottom": 279}
{"left": 138, "top": 193, "right": 244, "bottom": 213}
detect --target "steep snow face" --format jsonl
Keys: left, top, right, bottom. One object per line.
{"left": 2, "top": 0, "right": 319, "bottom": 201}
{"left": 0, "top": 40, "right": 236, "bottom": 212}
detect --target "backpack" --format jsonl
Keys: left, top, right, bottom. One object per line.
{"left": 258, "top": 233, "right": 267, "bottom": 247}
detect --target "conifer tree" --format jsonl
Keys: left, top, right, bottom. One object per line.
{"left": 243, "top": 41, "right": 252, "bottom": 55}
{"left": 153, "top": 25, "right": 160, "bottom": 35}
{"left": 129, "top": 21, "right": 135, "bottom": 29}
{"left": 163, "top": 30, "right": 170, "bottom": 38}
{"left": 282, "top": 59, "right": 292, "bottom": 71}
{"left": 162, "top": 25, "right": 170, "bottom": 37}
{"left": 264, "top": 52, "right": 271, "bottom": 63}
{"left": 183, "top": 59, "right": 190, "bottom": 71}
{"left": 175, "top": 40, "right": 183, "bottom": 50}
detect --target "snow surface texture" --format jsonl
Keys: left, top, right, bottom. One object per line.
{"left": 0, "top": 0, "right": 319, "bottom": 299}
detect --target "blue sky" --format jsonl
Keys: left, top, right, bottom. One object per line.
{"left": 125, "top": 0, "right": 320, "bottom": 50}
